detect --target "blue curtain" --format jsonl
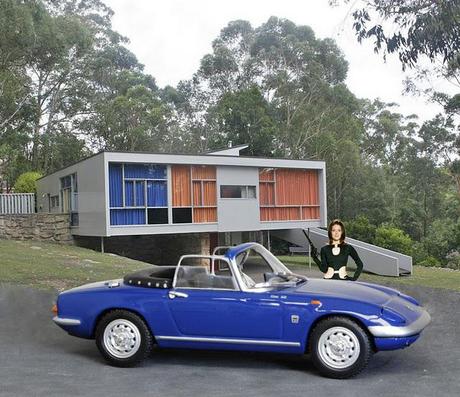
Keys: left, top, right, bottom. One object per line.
{"left": 124, "top": 164, "right": 166, "bottom": 179}
{"left": 125, "top": 181, "right": 134, "bottom": 206}
{"left": 109, "top": 164, "right": 123, "bottom": 207}
{"left": 136, "top": 181, "right": 145, "bottom": 206}
{"left": 147, "top": 181, "right": 167, "bottom": 206}
{"left": 110, "top": 209, "right": 145, "bottom": 225}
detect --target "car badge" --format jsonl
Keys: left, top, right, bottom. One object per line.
{"left": 291, "top": 315, "right": 299, "bottom": 324}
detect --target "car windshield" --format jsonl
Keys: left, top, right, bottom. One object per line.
{"left": 234, "top": 244, "right": 307, "bottom": 289}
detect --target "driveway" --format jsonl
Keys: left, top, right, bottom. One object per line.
{"left": 0, "top": 281, "right": 458, "bottom": 397}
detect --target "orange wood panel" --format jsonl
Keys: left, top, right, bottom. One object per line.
{"left": 259, "top": 183, "right": 275, "bottom": 206}
{"left": 203, "top": 181, "right": 217, "bottom": 206}
{"left": 193, "top": 208, "right": 217, "bottom": 223}
{"left": 302, "top": 206, "right": 320, "bottom": 220}
{"left": 192, "top": 165, "right": 216, "bottom": 180}
{"left": 259, "top": 168, "right": 275, "bottom": 181}
{"left": 260, "top": 207, "right": 302, "bottom": 221}
{"left": 260, "top": 207, "right": 271, "bottom": 221}
{"left": 193, "top": 181, "right": 202, "bottom": 206}
{"left": 172, "top": 165, "right": 191, "bottom": 206}
{"left": 275, "top": 169, "right": 319, "bottom": 206}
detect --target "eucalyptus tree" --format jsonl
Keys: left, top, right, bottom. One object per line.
{"left": 0, "top": 0, "right": 172, "bottom": 179}
{"left": 179, "top": 17, "right": 361, "bottom": 162}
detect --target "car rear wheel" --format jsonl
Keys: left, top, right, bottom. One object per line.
{"left": 95, "top": 310, "right": 153, "bottom": 367}
{"left": 309, "top": 316, "right": 372, "bottom": 378}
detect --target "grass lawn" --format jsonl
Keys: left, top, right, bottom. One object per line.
{"left": 0, "top": 239, "right": 151, "bottom": 291}
{"left": 279, "top": 255, "right": 460, "bottom": 292}
{"left": 1, "top": 240, "right": 459, "bottom": 293}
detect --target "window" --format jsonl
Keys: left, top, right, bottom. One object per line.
{"left": 235, "top": 249, "right": 273, "bottom": 287}
{"left": 220, "top": 185, "right": 256, "bottom": 199}
{"left": 259, "top": 168, "right": 321, "bottom": 221}
{"left": 174, "top": 257, "right": 237, "bottom": 290}
{"left": 171, "top": 165, "right": 217, "bottom": 224}
{"left": 60, "top": 173, "right": 78, "bottom": 226}
{"left": 234, "top": 245, "right": 301, "bottom": 290}
{"left": 109, "top": 163, "right": 168, "bottom": 226}
{"left": 172, "top": 207, "right": 192, "bottom": 223}
{"left": 50, "top": 195, "right": 59, "bottom": 208}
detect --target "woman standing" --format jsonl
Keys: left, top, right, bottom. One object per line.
{"left": 311, "top": 219, "right": 364, "bottom": 281}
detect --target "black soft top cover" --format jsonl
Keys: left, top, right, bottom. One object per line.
{"left": 123, "top": 266, "right": 176, "bottom": 289}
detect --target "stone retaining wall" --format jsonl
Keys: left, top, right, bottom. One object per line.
{"left": 0, "top": 213, "right": 73, "bottom": 243}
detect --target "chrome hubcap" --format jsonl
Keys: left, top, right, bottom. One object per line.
{"left": 317, "top": 326, "right": 360, "bottom": 369}
{"left": 103, "top": 319, "right": 141, "bottom": 359}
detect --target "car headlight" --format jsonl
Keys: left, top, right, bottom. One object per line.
{"left": 381, "top": 307, "right": 406, "bottom": 325}
{"left": 398, "top": 293, "right": 420, "bottom": 306}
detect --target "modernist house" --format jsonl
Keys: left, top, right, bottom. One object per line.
{"left": 37, "top": 146, "right": 326, "bottom": 245}
{"left": 36, "top": 146, "right": 412, "bottom": 276}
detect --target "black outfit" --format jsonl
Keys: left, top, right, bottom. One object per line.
{"left": 311, "top": 243, "right": 364, "bottom": 281}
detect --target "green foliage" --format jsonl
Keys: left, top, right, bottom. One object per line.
{"left": 419, "top": 218, "right": 460, "bottom": 267}
{"left": 0, "top": 3, "right": 458, "bottom": 271}
{"left": 13, "top": 171, "right": 43, "bottom": 193}
{"left": 374, "top": 224, "right": 413, "bottom": 256}
{"left": 179, "top": 16, "right": 358, "bottom": 158}
{"left": 337, "top": 0, "right": 460, "bottom": 68}
{"left": 209, "top": 86, "right": 276, "bottom": 156}
{"left": 345, "top": 216, "right": 376, "bottom": 244}
{"left": 446, "top": 251, "right": 460, "bottom": 270}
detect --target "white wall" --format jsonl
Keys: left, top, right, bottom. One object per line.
{"left": 36, "top": 153, "right": 107, "bottom": 236}
{"left": 217, "top": 166, "right": 260, "bottom": 232}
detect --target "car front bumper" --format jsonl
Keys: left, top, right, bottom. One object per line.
{"left": 53, "top": 316, "right": 81, "bottom": 326}
{"left": 368, "top": 309, "right": 431, "bottom": 338}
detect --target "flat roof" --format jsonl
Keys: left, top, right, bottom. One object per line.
{"left": 38, "top": 150, "right": 326, "bottom": 181}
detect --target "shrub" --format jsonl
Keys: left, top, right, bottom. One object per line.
{"left": 374, "top": 223, "right": 413, "bottom": 255}
{"left": 446, "top": 250, "right": 460, "bottom": 270}
{"left": 418, "top": 256, "right": 440, "bottom": 267}
{"left": 13, "top": 171, "right": 43, "bottom": 193}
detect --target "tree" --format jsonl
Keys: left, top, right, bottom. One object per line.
{"left": 333, "top": 0, "right": 460, "bottom": 69}
{"left": 0, "top": 0, "right": 172, "bottom": 178}
{"left": 208, "top": 86, "right": 276, "bottom": 156}
{"left": 179, "top": 17, "right": 358, "bottom": 160}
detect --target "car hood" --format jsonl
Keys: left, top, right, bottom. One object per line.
{"left": 287, "top": 278, "right": 400, "bottom": 305}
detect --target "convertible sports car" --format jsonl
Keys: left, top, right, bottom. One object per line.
{"left": 52, "top": 242, "right": 431, "bottom": 378}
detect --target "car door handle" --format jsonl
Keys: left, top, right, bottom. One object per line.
{"left": 168, "top": 291, "right": 189, "bottom": 299}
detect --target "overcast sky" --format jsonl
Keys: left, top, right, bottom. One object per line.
{"left": 103, "top": 0, "right": 450, "bottom": 122}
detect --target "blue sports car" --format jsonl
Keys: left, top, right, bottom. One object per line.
{"left": 52, "top": 242, "right": 431, "bottom": 378}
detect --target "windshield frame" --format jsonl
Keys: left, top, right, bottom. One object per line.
{"left": 225, "top": 243, "right": 307, "bottom": 292}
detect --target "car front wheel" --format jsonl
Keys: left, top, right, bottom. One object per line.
{"left": 95, "top": 310, "right": 153, "bottom": 367}
{"left": 309, "top": 316, "right": 372, "bottom": 378}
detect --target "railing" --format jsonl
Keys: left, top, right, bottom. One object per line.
{"left": 0, "top": 193, "right": 35, "bottom": 214}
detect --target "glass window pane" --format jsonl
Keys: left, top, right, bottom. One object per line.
{"left": 110, "top": 209, "right": 145, "bottom": 225}
{"left": 220, "top": 185, "right": 256, "bottom": 199}
{"left": 147, "top": 208, "right": 168, "bottom": 224}
{"left": 136, "top": 181, "right": 145, "bottom": 206}
{"left": 125, "top": 181, "right": 134, "bottom": 206}
{"left": 220, "top": 185, "right": 241, "bottom": 198}
{"left": 109, "top": 163, "right": 123, "bottom": 207}
{"left": 147, "top": 181, "right": 167, "bottom": 206}
{"left": 173, "top": 208, "right": 192, "bottom": 223}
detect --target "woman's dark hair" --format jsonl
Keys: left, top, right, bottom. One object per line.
{"left": 328, "top": 219, "right": 346, "bottom": 245}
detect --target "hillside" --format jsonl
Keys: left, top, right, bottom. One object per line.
{"left": 0, "top": 239, "right": 150, "bottom": 291}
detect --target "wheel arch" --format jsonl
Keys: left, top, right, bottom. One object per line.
{"left": 305, "top": 313, "right": 377, "bottom": 354}
{"left": 92, "top": 308, "right": 155, "bottom": 341}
